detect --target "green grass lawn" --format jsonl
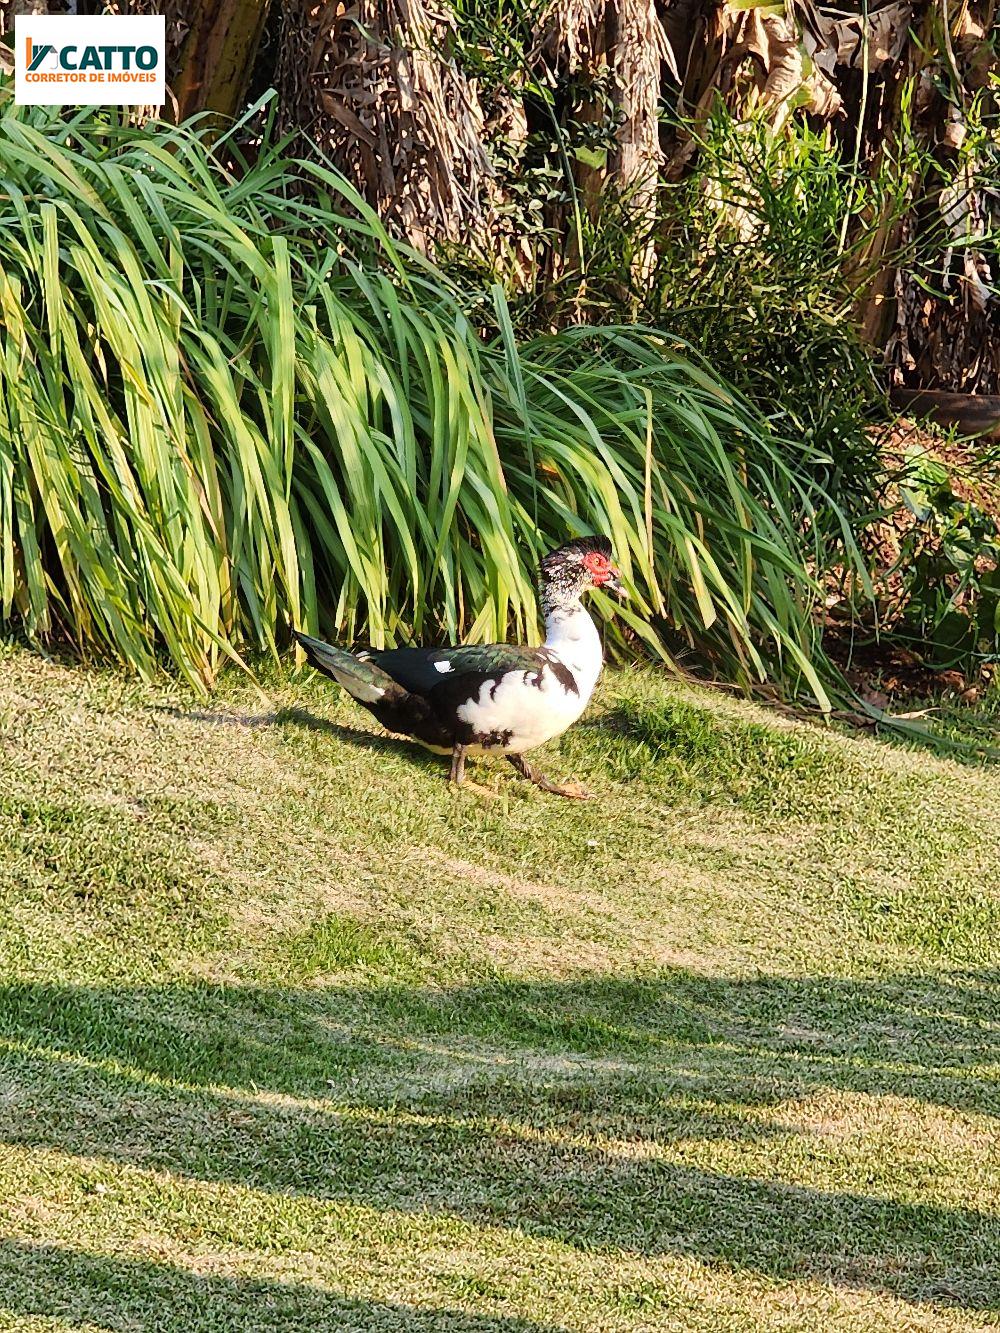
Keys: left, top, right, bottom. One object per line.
{"left": 0, "top": 643, "right": 997, "bottom": 1332}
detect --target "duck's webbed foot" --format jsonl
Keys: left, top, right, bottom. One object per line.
{"left": 449, "top": 744, "right": 496, "bottom": 798}
{"left": 507, "top": 753, "right": 595, "bottom": 801}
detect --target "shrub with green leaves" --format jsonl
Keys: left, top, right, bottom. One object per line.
{"left": 0, "top": 95, "right": 863, "bottom": 705}
{"left": 646, "top": 108, "right": 897, "bottom": 532}
{"left": 895, "top": 451, "right": 1000, "bottom": 675}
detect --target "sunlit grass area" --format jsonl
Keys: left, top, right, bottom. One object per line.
{"left": 0, "top": 644, "right": 997, "bottom": 1331}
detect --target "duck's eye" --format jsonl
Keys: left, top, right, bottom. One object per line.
{"left": 583, "top": 552, "right": 610, "bottom": 579}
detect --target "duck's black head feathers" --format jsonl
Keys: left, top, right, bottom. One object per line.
{"left": 539, "top": 535, "right": 612, "bottom": 576}
{"left": 538, "top": 535, "right": 617, "bottom": 611}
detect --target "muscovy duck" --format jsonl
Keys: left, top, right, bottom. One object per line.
{"left": 295, "top": 536, "right": 625, "bottom": 799}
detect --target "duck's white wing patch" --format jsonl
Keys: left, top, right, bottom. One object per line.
{"left": 433, "top": 660, "right": 453, "bottom": 673}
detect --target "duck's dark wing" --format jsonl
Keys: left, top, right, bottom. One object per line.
{"left": 295, "top": 632, "right": 453, "bottom": 749}
{"left": 362, "top": 643, "right": 552, "bottom": 698}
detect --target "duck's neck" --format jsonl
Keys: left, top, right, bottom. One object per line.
{"left": 542, "top": 597, "right": 603, "bottom": 692}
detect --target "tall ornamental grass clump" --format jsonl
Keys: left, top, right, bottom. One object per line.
{"left": 0, "top": 97, "right": 864, "bottom": 706}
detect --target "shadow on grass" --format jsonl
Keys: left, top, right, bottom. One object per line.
{"left": 151, "top": 702, "right": 412, "bottom": 752}
{"left": 0, "top": 970, "right": 997, "bottom": 1309}
{"left": 274, "top": 706, "right": 443, "bottom": 767}
{"left": 0, "top": 1238, "right": 563, "bottom": 1332}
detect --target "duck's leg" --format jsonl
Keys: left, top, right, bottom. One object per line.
{"left": 449, "top": 744, "right": 496, "bottom": 798}
{"left": 507, "top": 754, "right": 594, "bottom": 800}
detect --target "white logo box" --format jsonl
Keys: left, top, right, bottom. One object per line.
{"left": 14, "top": 14, "right": 165, "bottom": 107}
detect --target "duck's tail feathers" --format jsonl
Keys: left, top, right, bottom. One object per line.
{"left": 294, "top": 632, "right": 400, "bottom": 705}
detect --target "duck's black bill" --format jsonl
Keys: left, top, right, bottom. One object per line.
{"left": 605, "top": 573, "right": 628, "bottom": 599}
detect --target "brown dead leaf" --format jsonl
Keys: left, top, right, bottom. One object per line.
{"left": 728, "top": 5, "right": 843, "bottom": 122}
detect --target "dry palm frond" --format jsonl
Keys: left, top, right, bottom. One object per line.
{"left": 533, "top": 0, "right": 675, "bottom": 285}
{"left": 537, "top": 0, "right": 675, "bottom": 192}
{"left": 277, "top": 0, "right": 492, "bottom": 252}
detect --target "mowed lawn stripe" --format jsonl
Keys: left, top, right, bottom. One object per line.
{"left": 0, "top": 647, "right": 997, "bottom": 1330}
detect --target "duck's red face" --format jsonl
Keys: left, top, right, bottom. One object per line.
{"left": 539, "top": 536, "right": 627, "bottom": 606}
{"left": 582, "top": 548, "right": 625, "bottom": 596}
{"left": 583, "top": 549, "right": 611, "bottom": 583}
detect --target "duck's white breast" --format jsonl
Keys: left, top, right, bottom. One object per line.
{"left": 456, "top": 603, "right": 604, "bottom": 755}
{"left": 456, "top": 662, "right": 594, "bottom": 754}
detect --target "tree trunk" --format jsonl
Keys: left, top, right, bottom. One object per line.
{"left": 2, "top": 0, "right": 49, "bottom": 40}
{"left": 539, "top": 0, "right": 668, "bottom": 295}
{"left": 168, "top": 0, "right": 271, "bottom": 122}
{"left": 664, "top": 0, "right": 1000, "bottom": 393}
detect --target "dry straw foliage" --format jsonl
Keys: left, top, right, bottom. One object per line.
{"left": 1, "top": 0, "right": 999, "bottom": 383}
{"left": 276, "top": 0, "right": 494, "bottom": 251}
